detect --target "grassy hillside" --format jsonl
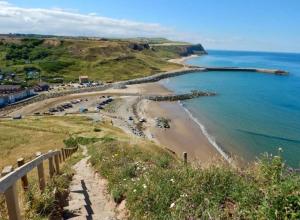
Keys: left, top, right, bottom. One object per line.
{"left": 0, "top": 37, "right": 204, "bottom": 86}
{"left": 89, "top": 137, "right": 300, "bottom": 219}
{"left": 0, "top": 115, "right": 118, "bottom": 169}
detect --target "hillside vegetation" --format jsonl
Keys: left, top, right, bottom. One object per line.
{"left": 0, "top": 37, "right": 205, "bottom": 86}
{"left": 88, "top": 137, "right": 300, "bottom": 219}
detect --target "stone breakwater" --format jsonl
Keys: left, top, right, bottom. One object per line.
{"left": 119, "top": 66, "right": 288, "bottom": 86}
{"left": 144, "top": 90, "right": 216, "bottom": 101}
{"left": 201, "top": 67, "right": 288, "bottom": 75}
{"left": 122, "top": 67, "right": 204, "bottom": 85}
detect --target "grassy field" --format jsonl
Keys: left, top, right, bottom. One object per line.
{"left": 0, "top": 115, "right": 126, "bottom": 169}
{"left": 0, "top": 37, "right": 204, "bottom": 85}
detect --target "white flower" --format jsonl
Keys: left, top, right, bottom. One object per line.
{"left": 170, "top": 178, "right": 175, "bottom": 183}
{"left": 143, "top": 184, "right": 147, "bottom": 189}
{"left": 133, "top": 189, "right": 137, "bottom": 193}
{"left": 169, "top": 202, "right": 175, "bottom": 208}
{"left": 278, "top": 147, "right": 283, "bottom": 152}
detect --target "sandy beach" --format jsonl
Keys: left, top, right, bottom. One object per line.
{"left": 136, "top": 83, "right": 221, "bottom": 165}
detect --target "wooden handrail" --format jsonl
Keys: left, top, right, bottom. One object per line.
{"left": 0, "top": 150, "right": 59, "bottom": 193}
{"left": 0, "top": 147, "right": 78, "bottom": 220}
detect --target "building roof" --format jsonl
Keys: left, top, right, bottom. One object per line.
{"left": 0, "top": 85, "right": 22, "bottom": 92}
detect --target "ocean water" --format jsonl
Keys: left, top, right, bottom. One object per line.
{"left": 161, "top": 50, "right": 300, "bottom": 167}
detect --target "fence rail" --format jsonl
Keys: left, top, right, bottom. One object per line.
{"left": 0, "top": 147, "right": 78, "bottom": 220}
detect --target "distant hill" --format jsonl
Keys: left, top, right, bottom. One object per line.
{"left": 0, "top": 35, "right": 206, "bottom": 85}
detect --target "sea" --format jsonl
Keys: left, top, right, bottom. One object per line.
{"left": 161, "top": 50, "right": 300, "bottom": 167}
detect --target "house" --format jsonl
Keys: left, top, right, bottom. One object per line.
{"left": 6, "top": 88, "right": 35, "bottom": 103}
{"left": 34, "top": 82, "right": 49, "bottom": 92}
{"left": 79, "top": 75, "right": 89, "bottom": 84}
{"left": 0, "top": 95, "right": 8, "bottom": 107}
{"left": 0, "top": 85, "right": 23, "bottom": 94}
{"left": 0, "top": 85, "right": 36, "bottom": 108}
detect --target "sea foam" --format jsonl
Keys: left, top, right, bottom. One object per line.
{"left": 178, "top": 101, "right": 232, "bottom": 163}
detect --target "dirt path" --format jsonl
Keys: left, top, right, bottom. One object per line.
{"left": 64, "top": 147, "right": 119, "bottom": 220}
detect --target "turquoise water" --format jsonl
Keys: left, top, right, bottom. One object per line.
{"left": 161, "top": 50, "right": 300, "bottom": 167}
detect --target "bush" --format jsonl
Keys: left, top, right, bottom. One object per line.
{"left": 94, "top": 127, "right": 102, "bottom": 132}
{"left": 39, "top": 60, "right": 74, "bottom": 72}
{"left": 63, "top": 136, "right": 101, "bottom": 148}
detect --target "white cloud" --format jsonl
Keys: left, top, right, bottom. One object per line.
{"left": 0, "top": 1, "right": 175, "bottom": 38}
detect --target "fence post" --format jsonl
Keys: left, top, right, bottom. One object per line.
{"left": 36, "top": 152, "right": 46, "bottom": 192}
{"left": 54, "top": 151, "right": 60, "bottom": 174}
{"left": 61, "top": 148, "right": 65, "bottom": 161}
{"left": 17, "top": 158, "right": 29, "bottom": 191}
{"left": 1, "top": 166, "right": 21, "bottom": 220}
{"left": 48, "top": 151, "right": 55, "bottom": 178}
{"left": 58, "top": 151, "right": 62, "bottom": 163}
{"left": 183, "top": 152, "right": 187, "bottom": 165}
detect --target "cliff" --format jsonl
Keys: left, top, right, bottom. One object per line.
{"left": 151, "top": 43, "right": 207, "bottom": 57}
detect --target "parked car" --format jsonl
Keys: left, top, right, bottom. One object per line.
{"left": 49, "top": 107, "right": 58, "bottom": 113}
{"left": 12, "top": 114, "right": 22, "bottom": 120}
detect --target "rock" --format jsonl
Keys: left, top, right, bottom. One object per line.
{"left": 128, "top": 43, "right": 150, "bottom": 51}
{"left": 155, "top": 117, "right": 171, "bottom": 129}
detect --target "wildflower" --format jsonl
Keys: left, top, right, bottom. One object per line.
{"left": 180, "top": 193, "right": 187, "bottom": 197}
{"left": 143, "top": 184, "right": 147, "bottom": 189}
{"left": 123, "top": 178, "right": 127, "bottom": 181}
{"left": 133, "top": 189, "right": 137, "bottom": 193}
{"left": 170, "top": 178, "right": 175, "bottom": 183}
{"left": 169, "top": 202, "right": 175, "bottom": 208}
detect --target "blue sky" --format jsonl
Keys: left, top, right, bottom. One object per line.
{"left": 1, "top": 0, "right": 300, "bottom": 52}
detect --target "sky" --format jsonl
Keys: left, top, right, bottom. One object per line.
{"left": 0, "top": 0, "right": 300, "bottom": 52}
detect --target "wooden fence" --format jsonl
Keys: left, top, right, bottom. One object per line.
{"left": 0, "top": 147, "right": 78, "bottom": 220}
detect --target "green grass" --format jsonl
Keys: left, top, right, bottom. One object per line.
{"left": 0, "top": 37, "right": 193, "bottom": 85}
{"left": 88, "top": 137, "right": 300, "bottom": 220}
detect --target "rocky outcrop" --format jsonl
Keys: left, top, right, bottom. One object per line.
{"left": 179, "top": 44, "right": 207, "bottom": 56}
{"left": 152, "top": 44, "right": 207, "bottom": 57}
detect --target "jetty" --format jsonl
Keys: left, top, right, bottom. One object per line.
{"left": 144, "top": 90, "right": 216, "bottom": 101}
{"left": 200, "top": 67, "right": 288, "bottom": 75}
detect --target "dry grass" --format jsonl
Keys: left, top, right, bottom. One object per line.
{"left": 0, "top": 115, "right": 114, "bottom": 170}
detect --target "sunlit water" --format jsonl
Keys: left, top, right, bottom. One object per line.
{"left": 161, "top": 50, "right": 300, "bottom": 167}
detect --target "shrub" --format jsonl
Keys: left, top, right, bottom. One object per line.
{"left": 93, "top": 127, "right": 102, "bottom": 132}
